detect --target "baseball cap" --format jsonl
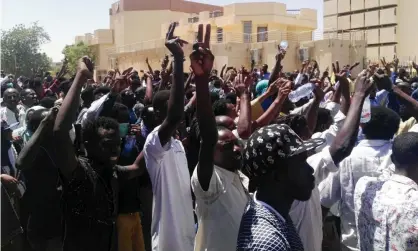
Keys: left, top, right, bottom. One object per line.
{"left": 243, "top": 124, "right": 324, "bottom": 178}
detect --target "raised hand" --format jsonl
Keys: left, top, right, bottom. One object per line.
{"left": 42, "top": 106, "right": 59, "bottom": 126}
{"left": 190, "top": 24, "right": 214, "bottom": 78}
{"left": 332, "top": 60, "right": 340, "bottom": 74}
{"left": 165, "top": 22, "right": 188, "bottom": 58}
{"left": 354, "top": 72, "right": 374, "bottom": 95}
{"left": 77, "top": 56, "right": 94, "bottom": 79}
{"left": 233, "top": 72, "right": 253, "bottom": 96}
{"left": 111, "top": 67, "right": 134, "bottom": 93}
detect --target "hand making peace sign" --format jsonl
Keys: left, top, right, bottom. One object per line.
{"left": 190, "top": 24, "right": 214, "bottom": 78}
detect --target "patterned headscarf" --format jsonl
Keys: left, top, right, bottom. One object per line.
{"left": 243, "top": 124, "right": 324, "bottom": 178}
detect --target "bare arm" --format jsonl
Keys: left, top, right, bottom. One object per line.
{"left": 220, "top": 64, "right": 227, "bottom": 79}
{"left": 234, "top": 73, "right": 253, "bottom": 139}
{"left": 253, "top": 80, "right": 291, "bottom": 130}
{"left": 158, "top": 23, "right": 187, "bottom": 147}
{"left": 329, "top": 75, "right": 372, "bottom": 164}
{"left": 53, "top": 57, "right": 93, "bottom": 179}
{"left": 268, "top": 50, "right": 285, "bottom": 86}
{"left": 16, "top": 108, "right": 57, "bottom": 171}
{"left": 192, "top": 24, "right": 218, "bottom": 191}
{"left": 117, "top": 151, "right": 146, "bottom": 180}
{"left": 145, "top": 58, "right": 153, "bottom": 74}
{"left": 144, "top": 73, "right": 153, "bottom": 105}
{"left": 392, "top": 86, "right": 418, "bottom": 121}
{"left": 305, "top": 86, "right": 324, "bottom": 134}
{"left": 339, "top": 76, "right": 351, "bottom": 115}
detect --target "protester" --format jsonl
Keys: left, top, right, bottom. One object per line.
{"left": 143, "top": 23, "right": 195, "bottom": 251}
{"left": 2, "top": 21, "right": 418, "bottom": 251}
{"left": 236, "top": 124, "right": 324, "bottom": 250}
{"left": 354, "top": 132, "right": 418, "bottom": 251}
{"left": 319, "top": 106, "right": 401, "bottom": 250}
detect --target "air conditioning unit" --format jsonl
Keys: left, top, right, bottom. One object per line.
{"left": 250, "top": 48, "right": 262, "bottom": 64}
{"left": 298, "top": 48, "right": 309, "bottom": 62}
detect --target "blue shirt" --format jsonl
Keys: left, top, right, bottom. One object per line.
{"left": 237, "top": 199, "right": 304, "bottom": 251}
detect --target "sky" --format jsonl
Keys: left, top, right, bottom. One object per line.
{"left": 1, "top": 0, "right": 323, "bottom": 62}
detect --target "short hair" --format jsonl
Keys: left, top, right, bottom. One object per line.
{"left": 274, "top": 114, "right": 307, "bottom": 136}
{"left": 362, "top": 106, "right": 400, "bottom": 140}
{"left": 81, "top": 86, "right": 94, "bottom": 102}
{"left": 82, "top": 116, "right": 119, "bottom": 144}
{"left": 152, "top": 90, "right": 170, "bottom": 113}
{"left": 212, "top": 99, "right": 231, "bottom": 116}
{"left": 109, "top": 102, "right": 130, "bottom": 123}
{"left": 314, "top": 108, "right": 332, "bottom": 133}
{"left": 225, "top": 92, "right": 237, "bottom": 105}
{"left": 26, "top": 109, "right": 47, "bottom": 132}
{"left": 59, "top": 80, "right": 72, "bottom": 95}
{"left": 391, "top": 132, "right": 418, "bottom": 167}
{"left": 93, "top": 86, "right": 111, "bottom": 96}
{"left": 39, "top": 97, "right": 57, "bottom": 109}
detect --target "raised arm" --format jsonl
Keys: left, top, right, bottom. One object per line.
{"left": 220, "top": 64, "right": 227, "bottom": 79}
{"left": 329, "top": 73, "right": 373, "bottom": 164}
{"left": 53, "top": 57, "right": 93, "bottom": 179}
{"left": 235, "top": 73, "right": 253, "bottom": 139}
{"left": 145, "top": 58, "right": 153, "bottom": 75}
{"left": 143, "top": 72, "right": 154, "bottom": 105}
{"left": 253, "top": 79, "right": 291, "bottom": 129}
{"left": 158, "top": 23, "right": 188, "bottom": 147}
{"left": 16, "top": 107, "right": 58, "bottom": 171}
{"left": 305, "top": 86, "right": 324, "bottom": 134}
{"left": 190, "top": 24, "right": 218, "bottom": 191}
{"left": 268, "top": 49, "right": 285, "bottom": 85}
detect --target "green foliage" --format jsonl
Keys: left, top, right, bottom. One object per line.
{"left": 62, "top": 42, "right": 95, "bottom": 76}
{"left": 1, "top": 22, "right": 52, "bottom": 77}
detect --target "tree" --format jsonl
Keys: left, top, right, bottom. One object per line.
{"left": 1, "top": 22, "right": 52, "bottom": 77}
{"left": 62, "top": 42, "right": 95, "bottom": 76}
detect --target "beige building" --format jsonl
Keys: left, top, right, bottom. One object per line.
{"left": 74, "top": 0, "right": 367, "bottom": 81}
{"left": 324, "top": 0, "right": 418, "bottom": 63}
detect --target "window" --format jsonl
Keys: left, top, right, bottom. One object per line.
{"left": 243, "top": 21, "right": 252, "bottom": 43}
{"left": 217, "top": 27, "right": 223, "bottom": 43}
{"left": 394, "top": 45, "right": 396, "bottom": 53}
{"left": 188, "top": 17, "right": 199, "bottom": 23}
{"left": 394, "top": 8, "right": 396, "bottom": 16}
{"left": 257, "top": 26, "right": 268, "bottom": 42}
{"left": 394, "top": 27, "right": 396, "bottom": 34}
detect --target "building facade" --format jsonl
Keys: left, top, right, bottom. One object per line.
{"left": 74, "top": 0, "right": 322, "bottom": 80}
{"left": 324, "top": 0, "right": 418, "bottom": 63}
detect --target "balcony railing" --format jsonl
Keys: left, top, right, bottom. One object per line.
{"left": 108, "top": 28, "right": 366, "bottom": 55}
{"left": 188, "top": 17, "right": 199, "bottom": 23}
{"left": 286, "top": 9, "right": 301, "bottom": 15}
{"left": 209, "top": 11, "right": 224, "bottom": 18}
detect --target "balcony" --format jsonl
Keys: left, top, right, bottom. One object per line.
{"left": 286, "top": 9, "right": 301, "bottom": 15}
{"left": 188, "top": 17, "right": 199, "bottom": 23}
{"left": 209, "top": 11, "right": 224, "bottom": 18}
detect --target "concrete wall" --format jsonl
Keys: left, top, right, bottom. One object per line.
{"left": 396, "top": 0, "right": 418, "bottom": 61}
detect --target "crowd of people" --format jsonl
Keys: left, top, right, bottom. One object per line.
{"left": 1, "top": 22, "right": 418, "bottom": 251}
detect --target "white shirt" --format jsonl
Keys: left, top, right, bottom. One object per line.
{"left": 354, "top": 174, "right": 418, "bottom": 251}
{"left": 289, "top": 146, "right": 338, "bottom": 251}
{"left": 0, "top": 106, "right": 25, "bottom": 135}
{"left": 312, "top": 102, "right": 346, "bottom": 151}
{"left": 319, "top": 139, "right": 393, "bottom": 251}
{"left": 191, "top": 165, "right": 249, "bottom": 251}
{"left": 144, "top": 127, "right": 195, "bottom": 251}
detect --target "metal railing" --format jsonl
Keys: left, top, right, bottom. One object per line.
{"left": 286, "top": 9, "right": 301, "bottom": 15}
{"left": 107, "top": 28, "right": 367, "bottom": 55}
